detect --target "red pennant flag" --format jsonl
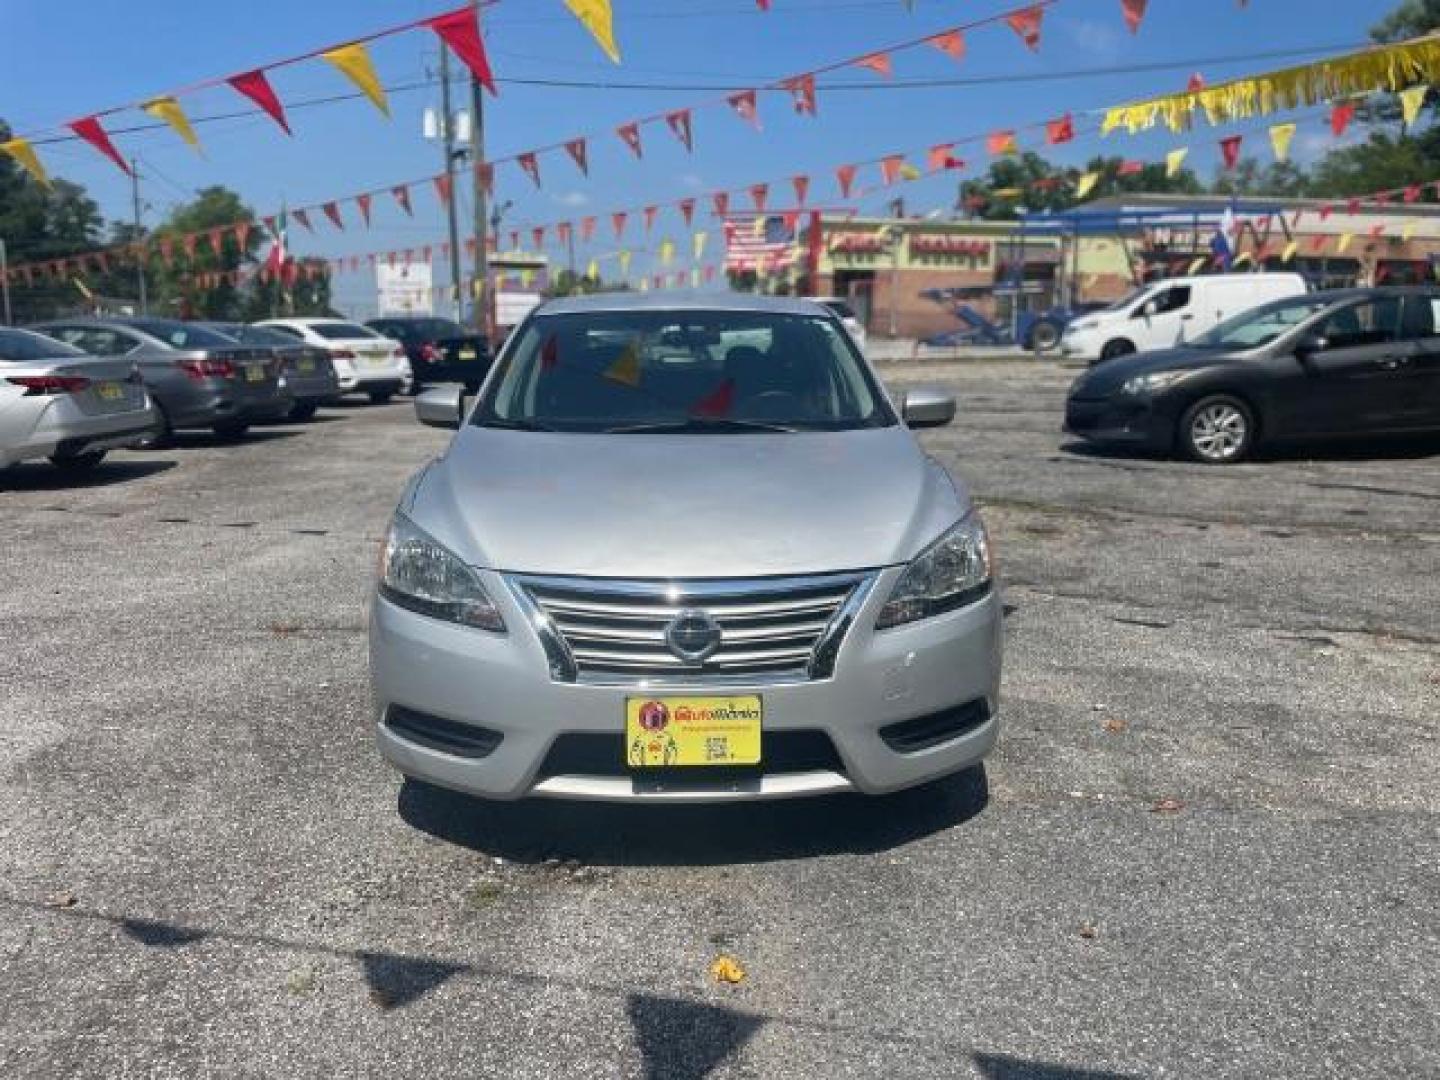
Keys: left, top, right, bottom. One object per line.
{"left": 1005, "top": 6, "right": 1045, "bottom": 52}
{"left": 1219, "top": 135, "right": 1243, "bottom": 169}
{"left": 1121, "top": 0, "right": 1148, "bottom": 33}
{"left": 293, "top": 208, "right": 313, "bottom": 233}
{"left": 712, "top": 192, "right": 730, "bottom": 217}
{"left": 557, "top": 222, "right": 572, "bottom": 246}
{"left": 322, "top": 201, "right": 344, "bottom": 230}
{"left": 612, "top": 211, "right": 627, "bottom": 239}
{"left": 836, "top": 164, "right": 858, "bottom": 199}
{"left": 531, "top": 227, "right": 545, "bottom": 249}
{"left": 209, "top": 227, "right": 227, "bottom": 255}
{"left": 749, "top": 183, "right": 769, "bottom": 211}
{"left": 392, "top": 185, "right": 413, "bottom": 216}
{"left": 679, "top": 198, "right": 696, "bottom": 226}
{"left": 1331, "top": 102, "right": 1357, "bottom": 137}
{"left": 690, "top": 379, "right": 735, "bottom": 418}
{"left": 927, "top": 144, "right": 958, "bottom": 171}
{"left": 427, "top": 8, "right": 496, "bottom": 95}
{"left": 727, "top": 90, "right": 761, "bottom": 130}
{"left": 617, "top": 122, "right": 643, "bottom": 159}
{"left": 355, "top": 193, "right": 372, "bottom": 226}
{"left": 67, "top": 116, "right": 131, "bottom": 175}
{"left": 1046, "top": 114, "right": 1074, "bottom": 145}
{"left": 232, "top": 222, "right": 251, "bottom": 251}
{"left": 433, "top": 174, "right": 453, "bottom": 206}
{"left": 987, "top": 130, "right": 1017, "bottom": 156}
{"left": 581, "top": 216, "right": 597, "bottom": 241}
{"left": 792, "top": 175, "right": 810, "bottom": 205}
{"left": 755, "top": 0, "right": 770, "bottom": 9}
{"left": 564, "top": 138, "right": 588, "bottom": 175}
{"left": 183, "top": 233, "right": 198, "bottom": 259}
{"left": 517, "top": 152, "right": 541, "bottom": 188}
{"left": 665, "top": 109, "right": 694, "bottom": 152}
{"left": 1369, "top": 223, "right": 1386, "bottom": 239}
{"left": 782, "top": 210, "right": 800, "bottom": 233}
{"left": 1187, "top": 72, "right": 1207, "bottom": 92}
{"left": 644, "top": 206, "right": 658, "bottom": 233}
{"left": 1319, "top": 204, "right": 1334, "bottom": 221}
{"left": 227, "top": 70, "right": 291, "bottom": 134}
{"left": 781, "top": 74, "right": 817, "bottom": 116}
{"left": 1117, "top": 160, "right": 1145, "bottom": 176}
{"left": 856, "top": 52, "right": 892, "bottom": 78}
{"left": 928, "top": 30, "right": 965, "bottom": 61}
{"left": 386, "top": 251, "right": 396, "bottom": 269}
{"left": 1347, "top": 198, "right": 1361, "bottom": 215}
{"left": 1404, "top": 184, "right": 1423, "bottom": 204}
{"left": 880, "top": 155, "right": 904, "bottom": 185}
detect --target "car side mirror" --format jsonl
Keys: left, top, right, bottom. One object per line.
{"left": 901, "top": 386, "right": 956, "bottom": 429}
{"left": 415, "top": 386, "right": 464, "bottom": 430}
{"left": 1295, "top": 333, "right": 1329, "bottom": 360}
{"left": 1140, "top": 300, "right": 1159, "bottom": 318}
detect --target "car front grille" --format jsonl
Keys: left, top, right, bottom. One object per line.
{"left": 507, "top": 572, "right": 876, "bottom": 685}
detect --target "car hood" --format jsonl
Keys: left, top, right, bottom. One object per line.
{"left": 1071, "top": 347, "right": 1231, "bottom": 397}
{"left": 406, "top": 426, "right": 968, "bottom": 578}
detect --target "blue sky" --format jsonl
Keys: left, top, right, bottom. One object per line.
{"left": 3, "top": 0, "right": 1390, "bottom": 315}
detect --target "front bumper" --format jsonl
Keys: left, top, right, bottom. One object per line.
{"left": 369, "top": 567, "right": 1003, "bottom": 802}
{"left": 1064, "top": 395, "right": 1170, "bottom": 449}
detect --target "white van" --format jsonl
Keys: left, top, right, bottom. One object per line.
{"left": 1060, "top": 272, "right": 1308, "bottom": 364}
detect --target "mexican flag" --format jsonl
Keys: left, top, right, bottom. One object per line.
{"left": 263, "top": 206, "right": 288, "bottom": 275}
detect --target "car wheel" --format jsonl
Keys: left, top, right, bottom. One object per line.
{"left": 368, "top": 390, "right": 394, "bottom": 405}
{"left": 1099, "top": 339, "right": 1136, "bottom": 362}
{"left": 136, "top": 404, "right": 173, "bottom": 450}
{"left": 49, "top": 449, "right": 107, "bottom": 472}
{"left": 1179, "top": 395, "right": 1255, "bottom": 464}
{"left": 1029, "top": 320, "right": 1062, "bottom": 353}
{"left": 288, "top": 402, "right": 318, "bottom": 422}
{"left": 213, "top": 420, "right": 251, "bottom": 440}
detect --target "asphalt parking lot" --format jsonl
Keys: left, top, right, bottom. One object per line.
{"left": 2, "top": 362, "right": 1436, "bottom": 1079}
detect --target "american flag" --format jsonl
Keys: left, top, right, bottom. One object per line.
{"left": 723, "top": 215, "right": 797, "bottom": 273}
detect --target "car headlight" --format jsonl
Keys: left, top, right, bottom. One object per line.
{"left": 1120, "top": 371, "right": 1187, "bottom": 396}
{"left": 876, "top": 513, "right": 993, "bottom": 630}
{"left": 378, "top": 512, "right": 504, "bottom": 631}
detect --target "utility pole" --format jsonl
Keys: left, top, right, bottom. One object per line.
{"left": 469, "top": 66, "right": 491, "bottom": 337}
{"left": 130, "top": 159, "right": 148, "bottom": 315}
{"left": 0, "top": 238, "right": 12, "bottom": 325}
{"left": 437, "top": 45, "right": 464, "bottom": 323}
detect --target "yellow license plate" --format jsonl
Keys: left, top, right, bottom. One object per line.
{"left": 297, "top": 358, "right": 315, "bottom": 373}
{"left": 96, "top": 381, "right": 124, "bottom": 401}
{"left": 458, "top": 348, "right": 477, "bottom": 360}
{"left": 244, "top": 365, "right": 264, "bottom": 382}
{"left": 625, "top": 696, "right": 762, "bottom": 768}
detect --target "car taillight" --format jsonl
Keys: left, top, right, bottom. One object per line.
{"left": 419, "top": 342, "right": 441, "bottom": 363}
{"left": 180, "top": 357, "right": 236, "bottom": 380}
{"left": 6, "top": 374, "right": 91, "bottom": 395}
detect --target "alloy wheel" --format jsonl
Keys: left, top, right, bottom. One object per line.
{"left": 1189, "top": 402, "right": 1248, "bottom": 462}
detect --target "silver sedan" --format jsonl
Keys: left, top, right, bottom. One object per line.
{"left": 0, "top": 327, "right": 157, "bottom": 472}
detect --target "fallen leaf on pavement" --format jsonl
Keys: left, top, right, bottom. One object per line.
{"left": 1151, "top": 798, "right": 1185, "bottom": 814}
{"left": 1102, "top": 718, "right": 1127, "bottom": 734}
{"left": 710, "top": 955, "right": 746, "bottom": 985}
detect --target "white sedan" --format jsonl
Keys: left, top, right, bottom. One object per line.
{"left": 1, "top": 328, "right": 157, "bottom": 473}
{"left": 255, "top": 318, "right": 412, "bottom": 403}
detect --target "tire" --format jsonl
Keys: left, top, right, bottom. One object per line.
{"left": 1179, "top": 394, "right": 1256, "bottom": 465}
{"left": 49, "top": 449, "right": 107, "bottom": 472}
{"left": 136, "top": 404, "right": 173, "bottom": 450}
{"left": 1099, "top": 339, "right": 1137, "bottom": 362}
{"left": 212, "top": 420, "right": 251, "bottom": 440}
{"left": 288, "top": 402, "right": 318, "bottom": 422}
{"left": 368, "top": 390, "right": 394, "bottom": 405}
{"left": 1029, "top": 320, "right": 1062, "bottom": 353}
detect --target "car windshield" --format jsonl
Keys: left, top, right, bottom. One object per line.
{"left": 230, "top": 325, "right": 299, "bottom": 347}
{"left": 311, "top": 321, "right": 381, "bottom": 341}
{"left": 0, "top": 328, "right": 87, "bottom": 362}
{"left": 821, "top": 300, "right": 857, "bottom": 321}
{"left": 1191, "top": 296, "right": 1333, "bottom": 350}
{"left": 129, "top": 320, "right": 236, "bottom": 349}
{"left": 474, "top": 309, "right": 895, "bottom": 434}
{"left": 1102, "top": 286, "right": 1151, "bottom": 313}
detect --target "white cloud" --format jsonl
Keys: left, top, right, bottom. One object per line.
{"left": 553, "top": 191, "right": 590, "bottom": 208}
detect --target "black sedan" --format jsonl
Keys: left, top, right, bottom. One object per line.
{"left": 1064, "top": 287, "right": 1440, "bottom": 463}
{"left": 365, "top": 317, "right": 491, "bottom": 392}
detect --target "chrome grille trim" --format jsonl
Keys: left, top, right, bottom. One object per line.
{"left": 506, "top": 572, "right": 876, "bottom": 685}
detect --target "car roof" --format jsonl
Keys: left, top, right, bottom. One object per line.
{"left": 536, "top": 290, "right": 833, "bottom": 318}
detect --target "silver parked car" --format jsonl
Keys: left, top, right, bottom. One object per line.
{"left": 369, "top": 293, "right": 1001, "bottom": 803}
{"left": 30, "top": 317, "right": 289, "bottom": 442}
{"left": 0, "top": 327, "right": 157, "bottom": 472}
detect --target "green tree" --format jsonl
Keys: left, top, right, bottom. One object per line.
{"left": 1371, "top": 0, "right": 1440, "bottom": 40}
{"left": 1211, "top": 159, "right": 1311, "bottom": 198}
{"left": 147, "top": 186, "right": 259, "bottom": 320}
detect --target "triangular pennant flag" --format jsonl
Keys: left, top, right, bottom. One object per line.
{"left": 585, "top": 258, "right": 599, "bottom": 280}
{"left": 322, "top": 43, "right": 389, "bottom": 117}
{"left": 1165, "top": 147, "right": 1189, "bottom": 177}
{"left": 557, "top": 221, "right": 573, "bottom": 246}
{"left": 293, "top": 208, "right": 313, "bottom": 233}
{"left": 1337, "top": 232, "right": 1354, "bottom": 253}
{"left": 986, "top": 130, "right": 1017, "bottom": 156}
{"left": 142, "top": 97, "right": 201, "bottom": 154}
{"left": 427, "top": 8, "right": 497, "bottom": 94}
{"left": 665, "top": 109, "right": 694, "bottom": 152}
{"left": 564, "top": 138, "right": 589, "bottom": 175}
{"left": 899, "top": 163, "right": 922, "bottom": 182}
{"left": 659, "top": 239, "right": 675, "bottom": 265}
{"left": 581, "top": 216, "right": 597, "bottom": 241}
{"left": 532, "top": 226, "right": 546, "bottom": 249}
{"left": 712, "top": 191, "right": 730, "bottom": 217}
{"left": 1269, "top": 123, "right": 1297, "bottom": 162}
{"left": 563, "top": 0, "right": 621, "bottom": 63}
{"left": 1281, "top": 240, "right": 1298, "bottom": 263}
{"left": 617, "top": 122, "right": 643, "bottom": 159}
{"left": 322, "top": 201, "right": 344, "bottom": 230}
{"left": 791, "top": 175, "right": 810, "bottom": 205}
{"left": 1404, "top": 183, "right": 1423, "bottom": 204}
{"left": 1220, "top": 135, "right": 1243, "bottom": 169}
{"left": 782, "top": 210, "right": 800, "bottom": 232}
{"left": 693, "top": 231, "right": 707, "bottom": 260}
{"left": 1400, "top": 85, "right": 1428, "bottom": 127}
{"left": 928, "top": 30, "right": 965, "bottom": 61}
{"left": 392, "top": 185, "right": 413, "bottom": 216}
{"left": 434, "top": 174, "right": 453, "bottom": 205}
{"left": 356, "top": 193, "right": 372, "bottom": 226}
{"left": 1075, "top": 172, "right": 1100, "bottom": 199}
{"left": 612, "top": 211, "right": 628, "bottom": 239}
{"left": 1005, "top": 6, "right": 1045, "bottom": 51}
{"left": 1187, "top": 255, "right": 1208, "bottom": 275}
{"left": 1187, "top": 72, "right": 1207, "bottom": 93}
{"left": 1331, "top": 102, "right": 1356, "bottom": 137}
{"left": 227, "top": 70, "right": 291, "bottom": 134}
{"left": 679, "top": 198, "right": 696, "bottom": 226}
{"left": 1121, "top": 0, "right": 1148, "bottom": 33}
{"left": 603, "top": 341, "right": 642, "bottom": 387}
{"left": 927, "top": 144, "right": 956, "bottom": 171}
{"left": 1046, "top": 114, "right": 1074, "bottom": 145}
{"left": 880, "top": 155, "right": 905, "bottom": 185}
{"left": 856, "top": 52, "right": 893, "bottom": 78}
{"left": 781, "top": 74, "right": 817, "bottom": 116}
{"left": 232, "top": 221, "right": 251, "bottom": 252}
{"left": 517, "top": 152, "right": 541, "bottom": 188}
{"left": 644, "top": 206, "right": 659, "bottom": 233}
{"left": 183, "top": 233, "right": 199, "bottom": 260}
{"left": 67, "top": 116, "right": 131, "bottom": 175}
{"left": 836, "top": 164, "right": 858, "bottom": 199}
{"left": 727, "top": 90, "right": 761, "bottom": 131}
{"left": 749, "top": 183, "right": 769, "bottom": 211}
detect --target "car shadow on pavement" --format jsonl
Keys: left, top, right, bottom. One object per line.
{"left": 168, "top": 429, "right": 304, "bottom": 449}
{"left": 1059, "top": 434, "right": 1440, "bottom": 465}
{"left": 397, "top": 766, "right": 990, "bottom": 866}
{"left": 0, "top": 459, "right": 177, "bottom": 491}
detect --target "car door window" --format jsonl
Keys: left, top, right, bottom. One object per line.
{"left": 1134, "top": 286, "right": 1189, "bottom": 317}
{"left": 1400, "top": 296, "right": 1438, "bottom": 340}
{"left": 1315, "top": 299, "right": 1402, "bottom": 349}
{"left": 57, "top": 328, "right": 136, "bottom": 356}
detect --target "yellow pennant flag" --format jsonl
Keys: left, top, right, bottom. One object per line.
{"left": 638, "top": 277, "right": 649, "bottom": 292}
{"left": 690, "top": 268, "right": 700, "bottom": 288}
{"left": 1281, "top": 240, "right": 1298, "bottom": 263}
{"left": 143, "top": 97, "right": 202, "bottom": 154}
{"left": 1187, "top": 255, "right": 1209, "bottom": 275}
{"left": 1, "top": 137, "right": 50, "bottom": 188}
{"left": 564, "top": 0, "right": 621, "bottom": 63}
{"left": 692, "top": 231, "right": 708, "bottom": 260}
{"left": 753, "top": 217, "right": 767, "bottom": 238}
{"left": 1268, "top": 123, "right": 1297, "bottom": 162}
{"left": 585, "top": 258, "right": 599, "bottom": 279}
{"left": 1400, "top": 84, "right": 1428, "bottom": 126}
{"left": 1075, "top": 172, "right": 1100, "bottom": 200}
{"left": 899, "top": 163, "right": 922, "bottom": 181}
{"left": 1165, "top": 148, "right": 1189, "bottom": 178}
{"left": 1402, "top": 220, "right": 1419, "bottom": 241}
{"left": 604, "top": 341, "right": 642, "bottom": 386}
{"left": 1337, "top": 232, "right": 1354, "bottom": 253}
{"left": 659, "top": 239, "right": 675, "bottom": 265}
{"left": 1232, "top": 251, "right": 1253, "bottom": 269}
{"left": 323, "top": 43, "right": 390, "bottom": 117}
{"left": 618, "top": 249, "right": 632, "bottom": 275}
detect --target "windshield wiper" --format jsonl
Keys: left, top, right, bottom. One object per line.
{"left": 604, "top": 417, "right": 797, "bottom": 434}
{"left": 476, "top": 417, "right": 559, "bottom": 432}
